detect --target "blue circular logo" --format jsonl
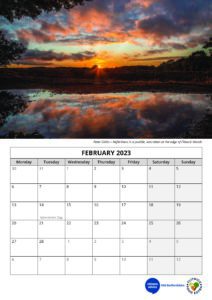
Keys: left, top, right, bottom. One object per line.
{"left": 145, "top": 278, "right": 160, "bottom": 294}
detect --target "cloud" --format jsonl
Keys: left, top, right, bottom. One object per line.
{"left": 167, "top": 43, "right": 186, "bottom": 50}
{"left": 142, "top": 48, "right": 170, "bottom": 56}
{"left": 17, "top": 49, "right": 97, "bottom": 65}
{"left": 137, "top": 15, "right": 185, "bottom": 39}
{"left": 40, "top": 20, "right": 71, "bottom": 35}
{"left": 56, "top": 34, "right": 118, "bottom": 44}
{"left": 137, "top": 0, "right": 212, "bottom": 41}
{"left": 1, "top": 0, "right": 212, "bottom": 66}
{"left": 17, "top": 28, "right": 55, "bottom": 43}
{"left": 130, "top": 56, "right": 181, "bottom": 62}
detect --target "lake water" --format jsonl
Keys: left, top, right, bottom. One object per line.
{"left": 0, "top": 89, "right": 211, "bottom": 138}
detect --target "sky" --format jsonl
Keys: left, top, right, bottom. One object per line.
{"left": 1, "top": 0, "right": 212, "bottom": 68}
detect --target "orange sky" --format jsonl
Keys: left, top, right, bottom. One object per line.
{"left": 2, "top": 0, "right": 211, "bottom": 68}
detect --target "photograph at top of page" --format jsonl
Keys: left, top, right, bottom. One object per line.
{"left": 0, "top": 0, "right": 211, "bottom": 138}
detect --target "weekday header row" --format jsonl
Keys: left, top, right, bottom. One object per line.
{"left": 11, "top": 158, "right": 202, "bottom": 166}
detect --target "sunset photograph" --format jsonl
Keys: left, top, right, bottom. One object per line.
{"left": 0, "top": 0, "right": 212, "bottom": 138}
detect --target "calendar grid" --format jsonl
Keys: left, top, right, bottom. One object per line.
{"left": 10, "top": 154, "right": 203, "bottom": 275}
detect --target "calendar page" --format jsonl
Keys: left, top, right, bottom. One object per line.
{"left": 0, "top": 138, "right": 211, "bottom": 300}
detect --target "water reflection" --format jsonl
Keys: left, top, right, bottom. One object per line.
{"left": 0, "top": 90, "right": 210, "bottom": 138}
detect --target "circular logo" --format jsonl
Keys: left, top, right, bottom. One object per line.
{"left": 145, "top": 278, "right": 160, "bottom": 294}
{"left": 187, "top": 278, "right": 202, "bottom": 294}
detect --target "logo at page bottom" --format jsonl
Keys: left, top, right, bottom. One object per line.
{"left": 145, "top": 278, "right": 160, "bottom": 294}
{"left": 187, "top": 278, "right": 202, "bottom": 294}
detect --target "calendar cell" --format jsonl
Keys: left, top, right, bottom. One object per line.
{"left": 148, "top": 184, "right": 174, "bottom": 202}
{"left": 120, "top": 166, "right": 147, "bottom": 183}
{"left": 175, "top": 257, "right": 202, "bottom": 275}
{"left": 175, "top": 220, "right": 202, "bottom": 238}
{"left": 120, "top": 202, "right": 147, "bottom": 220}
{"left": 66, "top": 239, "right": 92, "bottom": 256}
{"left": 120, "top": 239, "right": 147, "bottom": 256}
{"left": 11, "top": 184, "right": 37, "bottom": 202}
{"left": 11, "top": 257, "right": 37, "bottom": 275}
{"left": 93, "top": 202, "right": 119, "bottom": 220}
{"left": 38, "top": 220, "right": 65, "bottom": 238}
{"left": 66, "top": 166, "right": 92, "bottom": 183}
{"left": 66, "top": 257, "right": 92, "bottom": 274}
{"left": 148, "top": 257, "right": 174, "bottom": 275}
{"left": 148, "top": 221, "right": 174, "bottom": 238}
{"left": 11, "top": 220, "right": 37, "bottom": 238}
{"left": 38, "top": 166, "right": 65, "bottom": 184}
{"left": 11, "top": 239, "right": 37, "bottom": 256}
{"left": 38, "top": 184, "right": 65, "bottom": 202}
{"left": 66, "top": 220, "right": 92, "bottom": 238}
{"left": 121, "top": 220, "right": 147, "bottom": 238}
{"left": 93, "top": 239, "right": 119, "bottom": 256}
{"left": 148, "top": 239, "right": 174, "bottom": 256}
{"left": 66, "top": 184, "right": 92, "bottom": 202}
{"left": 38, "top": 257, "right": 64, "bottom": 275}
{"left": 93, "top": 220, "right": 119, "bottom": 238}
{"left": 175, "top": 166, "right": 202, "bottom": 183}
{"left": 11, "top": 202, "right": 37, "bottom": 220}
{"left": 93, "top": 166, "right": 119, "bottom": 183}
{"left": 93, "top": 257, "right": 119, "bottom": 275}
{"left": 120, "top": 184, "right": 147, "bottom": 202}
{"left": 93, "top": 184, "right": 119, "bottom": 202}
{"left": 175, "top": 184, "right": 202, "bottom": 202}
{"left": 66, "top": 202, "right": 92, "bottom": 220}
{"left": 11, "top": 166, "right": 37, "bottom": 184}
{"left": 121, "top": 257, "right": 147, "bottom": 275}
{"left": 175, "top": 239, "right": 202, "bottom": 256}
{"left": 175, "top": 202, "right": 202, "bottom": 220}
{"left": 38, "top": 202, "right": 65, "bottom": 220}
{"left": 38, "top": 239, "right": 65, "bottom": 256}
{"left": 148, "top": 166, "right": 174, "bottom": 184}
{"left": 148, "top": 202, "right": 174, "bottom": 220}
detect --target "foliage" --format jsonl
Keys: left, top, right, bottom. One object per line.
{"left": 203, "top": 37, "right": 212, "bottom": 50}
{"left": 159, "top": 37, "right": 212, "bottom": 72}
{"left": 0, "top": 31, "right": 26, "bottom": 66}
{"left": 0, "top": 0, "right": 90, "bottom": 21}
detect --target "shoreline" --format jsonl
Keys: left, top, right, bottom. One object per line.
{"left": 0, "top": 81, "right": 212, "bottom": 94}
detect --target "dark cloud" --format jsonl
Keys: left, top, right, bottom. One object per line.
{"left": 17, "top": 28, "right": 55, "bottom": 43}
{"left": 57, "top": 34, "right": 117, "bottom": 44}
{"left": 167, "top": 43, "right": 186, "bottom": 50}
{"left": 40, "top": 20, "right": 68, "bottom": 34}
{"left": 18, "top": 49, "right": 96, "bottom": 64}
{"left": 138, "top": 15, "right": 186, "bottom": 38}
{"left": 143, "top": 48, "right": 170, "bottom": 56}
{"left": 133, "top": 56, "right": 181, "bottom": 62}
{"left": 138, "top": 0, "right": 212, "bottom": 40}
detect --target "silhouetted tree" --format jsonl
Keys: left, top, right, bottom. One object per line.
{"left": 0, "top": 91, "right": 27, "bottom": 126}
{"left": 0, "top": 31, "right": 26, "bottom": 66}
{"left": 0, "top": 0, "right": 91, "bottom": 21}
{"left": 203, "top": 37, "right": 212, "bottom": 56}
{"left": 203, "top": 37, "right": 212, "bottom": 49}
{"left": 191, "top": 51, "right": 207, "bottom": 58}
